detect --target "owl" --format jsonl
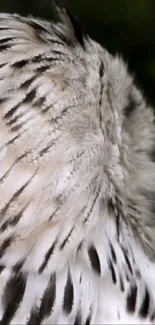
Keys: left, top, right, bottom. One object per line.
{"left": 0, "top": 6, "right": 154, "bottom": 324}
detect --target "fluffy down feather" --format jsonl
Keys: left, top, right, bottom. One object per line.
{"left": 0, "top": 7, "right": 154, "bottom": 324}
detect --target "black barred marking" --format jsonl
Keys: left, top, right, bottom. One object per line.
{"left": 65, "top": 9, "right": 86, "bottom": 47}
{"left": 9, "top": 114, "right": 34, "bottom": 132}
{"left": 99, "top": 61, "right": 104, "bottom": 78}
{"left": 85, "top": 313, "right": 91, "bottom": 325}
{"left": 115, "top": 197, "right": 122, "bottom": 240}
{"left": 0, "top": 236, "right": 13, "bottom": 259}
{"left": 0, "top": 44, "right": 11, "bottom": 51}
{"left": 77, "top": 241, "right": 83, "bottom": 253}
{"left": 22, "top": 89, "right": 37, "bottom": 104}
{"left": 9, "top": 122, "right": 24, "bottom": 132}
{"left": 1, "top": 272, "right": 26, "bottom": 325}
{"left": 126, "top": 271, "right": 129, "bottom": 282}
{"left": 4, "top": 88, "right": 39, "bottom": 120}
{"left": 129, "top": 245, "right": 136, "bottom": 265}
{"left": 0, "top": 163, "right": 14, "bottom": 186}
{"left": 35, "top": 65, "right": 51, "bottom": 73}
{"left": 38, "top": 241, "right": 56, "bottom": 274}
{"left": 27, "top": 307, "right": 41, "bottom": 325}
{"left": 6, "top": 113, "right": 22, "bottom": 127}
{"left": 63, "top": 271, "right": 74, "bottom": 314}
{"left": 119, "top": 274, "right": 124, "bottom": 292}
{"left": 124, "top": 95, "right": 137, "bottom": 117}
{"left": 28, "top": 20, "right": 48, "bottom": 34}
{"left": 99, "top": 62, "right": 104, "bottom": 109}
{"left": 6, "top": 112, "right": 29, "bottom": 128}
{"left": 12, "top": 59, "right": 28, "bottom": 68}
{"left": 0, "top": 97, "right": 7, "bottom": 105}
{"left": 0, "top": 37, "right": 14, "bottom": 44}
{"left": 20, "top": 75, "right": 38, "bottom": 89}
{"left": 122, "top": 247, "right": 133, "bottom": 275}
{"left": 3, "top": 133, "right": 20, "bottom": 146}
{"left": 0, "top": 152, "right": 28, "bottom": 185}
{"left": 3, "top": 103, "right": 20, "bottom": 120}
{"left": 126, "top": 284, "right": 137, "bottom": 313}
{"left": 31, "top": 54, "right": 44, "bottom": 63}
{"left": 12, "top": 259, "right": 25, "bottom": 273}
{"left": 84, "top": 187, "right": 101, "bottom": 224}
{"left": 39, "top": 273, "right": 56, "bottom": 321}
{"left": 74, "top": 311, "right": 82, "bottom": 325}
{"left": 0, "top": 176, "right": 33, "bottom": 218}
{"left": 107, "top": 198, "right": 114, "bottom": 214}
{"left": 30, "top": 18, "right": 69, "bottom": 46}
{"left": 60, "top": 226, "right": 74, "bottom": 250}
{"left": 0, "top": 63, "right": 6, "bottom": 69}
{"left": 107, "top": 198, "right": 120, "bottom": 239}
{"left": 54, "top": 29, "right": 72, "bottom": 47}
{"left": 28, "top": 273, "right": 56, "bottom": 324}
{"left": 88, "top": 245, "right": 101, "bottom": 275}
{"left": 0, "top": 265, "right": 5, "bottom": 273}
{"left": 109, "top": 242, "right": 117, "bottom": 263}
{"left": 52, "top": 49, "right": 68, "bottom": 56}
{"left": 38, "top": 141, "right": 56, "bottom": 157}
{"left": 0, "top": 210, "right": 23, "bottom": 232}
{"left": 0, "top": 27, "right": 11, "bottom": 31}
{"left": 139, "top": 287, "right": 150, "bottom": 318}
{"left": 108, "top": 259, "right": 116, "bottom": 284}
{"left": 99, "top": 87, "right": 103, "bottom": 109}
{"left": 48, "top": 207, "right": 60, "bottom": 221}
{"left": 116, "top": 204, "right": 120, "bottom": 240}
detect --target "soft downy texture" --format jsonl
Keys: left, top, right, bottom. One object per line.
{"left": 0, "top": 6, "right": 154, "bottom": 324}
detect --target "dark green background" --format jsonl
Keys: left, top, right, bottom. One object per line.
{"left": 0, "top": 0, "right": 155, "bottom": 106}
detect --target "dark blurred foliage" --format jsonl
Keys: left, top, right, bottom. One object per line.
{"left": 0, "top": 0, "right": 155, "bottom": 106}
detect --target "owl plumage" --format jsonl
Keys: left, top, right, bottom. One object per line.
{"left": 0, "top": 7, "right": 154, "bottom": 324}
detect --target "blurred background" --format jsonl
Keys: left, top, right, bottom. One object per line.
{"left": 0, "top": 0, "right": 155, "bottom": 106}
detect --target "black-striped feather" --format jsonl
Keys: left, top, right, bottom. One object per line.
{"left": 1, "top": 273, "right": 26, "bottom": 325}
{"left": 63, "top": 270, "right": 74, "bottom": 314}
